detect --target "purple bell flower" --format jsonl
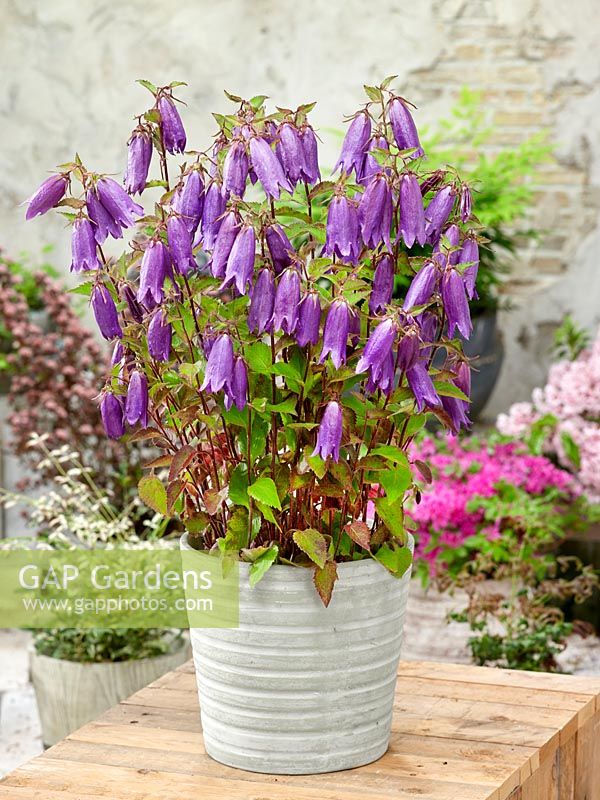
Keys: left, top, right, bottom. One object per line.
{"left": 223, "top": 141, "right": 249, "bottom": 198}
{"left": 225, "top": 357, "right": 248, "bottom": 411}
{"left": 167, "top": 214, "right": 195, "bottom": 276}
{"left": 248, "top": 269, "right": 275, "bottom": 334}
{"left": 388, "top": 98, "right": 424, "bottom": 159}
{"left": 334, "top": 112, "right": 371, "bottom": 176}
{"left": 359, "top": 135, "right": 389, "bottom": 185}
{"left": 122, "top": 284, "right": 144, "bottom": 323}
{"left": 86, "top": 188, "right": 122, "bottom": 244}
{"left": 25, "top": 174, "right": 69, "bottom": 220}
{"left": 200, "top": 333, "right": 234, "bottom": 393}
{"left": 272, "top": 268, "right": 301, "bottom": 335}
{"left": 406, "top": 362, "right": 440, "bottom": 411}
{"left": 111, "top": 341, "right": 124, "bottom": 366}
{"left": 399, "top": 173, "right": 426, "bottom": 248}
{"left": 148, "top": 309, "right": 172, "bottom": 362}
{"left": 424, "top": 185, "right": 455, "bottom": 244}
{"left": 210, "top": 211, "right": 240, "bottom": 279}
{"left": 125, "top": 369, "right": 149, "bottom": 427}
{"left": 365, "top": 350, "right": 395, "bottom": 395}
{"left": 91, "top": 283, "right": 122, "bottom": 340}
{"left": 296, "top": 292, "right": 321, "bottom": 347}
{"left": 434, "top": 223, "right": 461, "bottom": 269}
{"left": 200, "top": 181, "right": 227, "bottom": 251}
{"left": 459, "top": 237, "right": 480, "bottom": 300}
{"left": 369, "top": 254, "right": 394, "bottom": 315}
{"left": 397, "top": 330, "right": 420, "bottom": 373}
{"left": 356, "top": 318, "right": 397, "bottom": 377}
{"left": 172, "top": 170, "right": 204, "bottom": 235}
{"left": 324, "top": 194, "right": 360, "bottom": 264}
{"left": 319, "top": 300, "right": 350, "bottom": 370}
{"left": 265, "top": 223, "right": 295, "bottom": 274}
{"left": 223, "top": 224, "right": 256, "bottom": 295}
{"left": 299, "top": 126, "right": 320, "bottom": 184}
{"left": 277, "top": 123, "right": 304, "bottom": 187}
{"left": 416, "top": 312, "right": 439, "bottom": 361}
{"left": 442, "top": 268, "right": 472, "bottom": 339}
{"left": 138, "top": 240, "right": 170, "bottom": 307}
{"left": 441, "top": 395, "right": 470, "bottom": 432}
{"left": 124, "top": 130, "right": 152, "bottom": 195}
{"left": 454, "top": 360, "right": 471, "bottom": 399}
{"left": 70, "top": 218, "right": 100, "bottom": 272}
{"left": 249, "top": 136, "right": 292, "bottom": 199}
{"left": 459, "top": 184, "right": 472, "bottom": 222}
{"left": 96, "top": 177, "right": 143, "bottom": 230}
{"left": 158, "top": 95, "right": 186, "bottom": 154}
{"left": 404, "top": 261, "right": 438, "bottom": 311}
{"left": 100, "top": 392, "right": 124, "bottom": 440}
{"left": 359, "top": 175, "right": 393, "bottom": 250}
{"left": 312, "top": 401, "right": 343, "bottom": 462}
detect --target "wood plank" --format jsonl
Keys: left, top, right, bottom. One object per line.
{"left": 558, "top": 733, "right": 576, "bottom": 800}
{"left": 574, "top": 711, "right": 600, "bottom": 800}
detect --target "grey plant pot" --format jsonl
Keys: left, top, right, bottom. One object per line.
{"left": 182, "top": 533, "right": 413, "bottom": 774}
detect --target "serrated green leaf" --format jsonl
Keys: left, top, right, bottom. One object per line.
{"left": 374, "top": 543, "right": 412, "bottom": 578}
{"left": 248, "top": 477, "right": 281, "bottom": 510}
{"left": 313, "top": 561, "right": 338, "bottom": 607}
{"left": 374, "top": 497, "right": 406, "bottom": 543}
{"left": 138, "top": 476, "right": 167, "bottom": 516}
{"left": 293, "top": 528, "right": 327, "bottom": 568}
{"left": 137, "top": 79, "right": 157, "bottom": 94}
{"left": 68, "top": 281, "right": 94, "bottom": 297}
{"left": 379, "top": 465, "right": 412, "bottom": 504}
{"left": 228, "top": 464, "right": 249, "bottom": 508}
{"left": 246, "top": 341, "right": 272, "bottom": 375}
{"left": 249, "top": 544, "right": 279, "bottom": 586}
{"left": 364, "top": 84, "right": 383, "bottom": 102}
{"left": 434, "top": 381, "right": 469, "bottom": 401}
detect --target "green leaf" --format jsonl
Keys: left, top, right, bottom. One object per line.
{"left": 313, "top": 561, "right": 338, "bottom": 607}
{"left": 292, "top": 528, "right": 327, "bottom": 568}
{"left": 364, "top": 84, "right": 383, "bottom": 102}
{"left": 228, "top": 464, "right": 250, "bottom": 508}
{"left": 248, "top": 477, "right": 281, "bottom": 510}
{"left": 249, "top": 94, "right": 268, "bottom": 109}
{"left": 249, "top": 544, "right": 279, "bottom": 587}
{"left": 303, "top": 447, "right": 326, "bottom": 479}
{"left": 220, "top": 507, "right": 249, "bottom": 551}
{"left": 255, "top": 500, "right": 279, "bottom": 526}
{"left": 374, "top": 543, "right": 413, "bottom": 578}
{"left": 137, "top": 78, "right": 158, "bottom": 94}
{"left": 434, "top": 381, "right": 469, "bottom": 401}
{"left": 266, "top": 398, "right": 298, "bottom": 416}
{"left": 560, "top": 432, "right": 581, "bottom": 468}
{"left": 344, "top": 521, "right": 371, "bottom": 551}
{"left": 379, "top": 465, "right": 412, "bottom": 504}
{"left": 138, "top": 476, "right": 167, "bottom": 516}
{"left": 246, "top": 342, "right": 272, "bottom": 375}
{"left": 371, "top": 445, "right": 410, "bottom": 466}
{"left": 67, "top": 281, "right": 94, "bottom": 297}
{"left": 374, "top": 497, "right": 406, "bottom": 543}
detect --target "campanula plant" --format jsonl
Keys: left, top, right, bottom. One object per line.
{"left": 26, "top": 77, "right": 480, "bottom": 604}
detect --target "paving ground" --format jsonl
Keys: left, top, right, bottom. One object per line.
{"left": 1, "top": 586, "right": 599, "bottom": 777}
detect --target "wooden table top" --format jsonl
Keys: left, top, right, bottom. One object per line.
{"left": 2, "top": 659, "right": 600, "bottom": 800}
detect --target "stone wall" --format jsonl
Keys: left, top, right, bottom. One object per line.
{"left": 1, "top": 0, "right": 599, "bottom": 414}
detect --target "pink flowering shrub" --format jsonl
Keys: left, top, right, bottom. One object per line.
{"left": 409, "top": 434, "right": 576, "bottom": 578}
{"left": 497, "top": 327, "right": 600, "bottom": 500}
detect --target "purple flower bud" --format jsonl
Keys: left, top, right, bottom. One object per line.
{"left": 86, "top": 188, "right": 122, "bottom": 244}
{"left": 359, "top": 135, "right": 389, "bottom": 185}
{"left": 70, "top": 218, "right": 100, "bottom": 272}
{"left": 25, "top": 174, "right": 69, "bottom": 220}
{"left": 200, "top": 333, "right": 234, "bottom": 393}
{"left": 442, "top": 268, "right": 472, "bottom": 339}
{"left": 319, "top": 300, "right": 350, "bottom": 370}
{"left": 200, "top": 181, "right": 227, "bottom": 251}
{"left": 265, "top": 223, "right": 295, "bottom": 275}
{"left": 356, "top": 318, "right": 397, "bottom": 377}
{"left": 441, "top": 395, "right": 470, "bottom": 432}
{"left": 223, "top": 224, "right": 256, "bottom": 295}
{"left": 225, "top": 357, "right": 248, "bottom": 411}
{"left": 210, "top": 211, "right": 240, "bottom": 279}
{"left": 296, "top": 292, "right": 321, "bottom": 347}
{"left": 249, "top": 136, "right": 292, "bottom": 199}
{"left": 91, "top": 283, "right": 122, "bottom": 340}
{"left": 334, "top": 112, "right": 371, "bottom": 176}
{"left": 404, "top": 262, "right": 438, "bottom": 311}
{"left": 172, "top": 170, "right": 204, "bottom": 235}
{"left": 299, "top": 126, "right": 320, "bottom": 184}
{"left": 312, "top": 401, "right": 343, "bottom": 462}
{"left": 122, "top": 284, "right": 144, "bottom": 323}
{"left": 167, "top": 214, "right": 195, "bottom": 276}
{"left": 124, "top": 130, "right": 152, "bottom": 195}
{"left": 324, "top": 194, "right": 360, "bottom": 264}
{"left": 248, "top": 269, "right": 275, "bottom": 334}
{"left": 459, "top": 184, "right": 472, "bottom": 222}
{"left": 223, "top": 141, "right": 249, "bottom": 198}
{"left": 454, "top": 360, "right": 471, "bottom": 399}
{"left": 148, "top": 309, "right": 172, "bottom": 362}
{"left": 277, "top": 123, "right": 305, "bottom": 186}
{"left": 158, "top": 95, "right": 187, "bottom": 154}
{"left": 419, "top": 171, "right": 446, "bottom": 196}
{"left": 406, "top": 362, "right": 440, "bottom": 411}
{"left": 397, "top": 330, "right": 420, "bottom": 373}
{"left": 272, "top": 268, "right": 301, "bottom": 335}
{"left": 399, "top": 173, "right": 426, "bottom": 248}
{"left": 359, "top": 175, "right": 393, "bottom": 250}
{"left": 424, "top": 185, "right": 455, "bottom": 244}
{"left": 138, "top": 240, "right": 170, "bottom": 307}
{"left": 100, "top": 392, "right": 124, "bottom": 440}
{"left": 459, "top": 237, "right": 480, "bottom": 300}
{"left": 111, "top": 341, "right": 124, "bottom": 366}
{"left": 388, "top": 98, "right": 423, "bottom": 159}
{"left": 96, "top": 177, "right": 143, "bottom": 230}
{"left": 369, "top": 254, "right": 394, "bottom": 315}
{"left": 125, "top": 370, "right": 149, "bottom": 427}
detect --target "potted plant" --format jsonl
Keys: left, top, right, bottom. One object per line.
{"left": 26, "top": 77, "right": 477, "bottom": 773}
{"left": 0, "top": 435, "right": 188, "bottom": 747}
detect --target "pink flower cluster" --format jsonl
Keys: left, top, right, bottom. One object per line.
{"left": 409, "top": 436, "right": 574, "bottom": 574}
{"left": 497, "top": 327, "right": 600, "bottom": 500}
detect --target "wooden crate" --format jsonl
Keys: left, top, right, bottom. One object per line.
{"left": 1, "top": 659, "right": 599, "bottom": 799}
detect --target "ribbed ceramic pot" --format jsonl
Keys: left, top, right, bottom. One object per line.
{"left": 181, "top": 533, "right": 413, "bottom": 774}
